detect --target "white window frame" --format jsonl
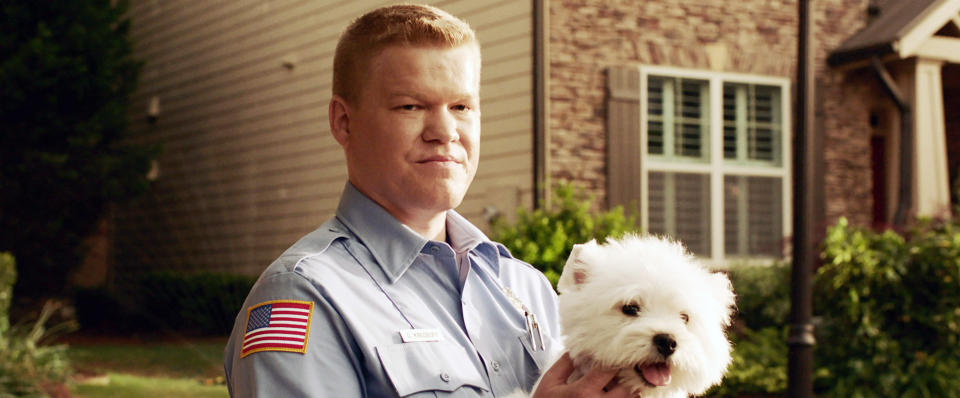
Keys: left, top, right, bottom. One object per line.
{"left": 637, "top": 65, "right": 792, "bottom": 266}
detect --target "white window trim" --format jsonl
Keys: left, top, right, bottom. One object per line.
{"left": 637, "top": 65, "right": 793, "bottom": 266}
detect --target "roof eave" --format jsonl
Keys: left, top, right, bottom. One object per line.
{"left": 827, "top": 42, "right": 897, "bottom": 67}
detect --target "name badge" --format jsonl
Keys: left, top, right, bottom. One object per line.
{"left": 399, "top": 329, "right": 441, "bottom": 343}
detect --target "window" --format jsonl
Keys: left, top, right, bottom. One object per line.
{"left": 647, "top": 76, "right": 710, "bottom": 160}
{"left": 607, "top": 66, "right": 791, "bottom": 263}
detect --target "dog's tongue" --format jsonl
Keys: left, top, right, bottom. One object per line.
{"left": 641, "top": 363, "right": 671, "bottom": 386}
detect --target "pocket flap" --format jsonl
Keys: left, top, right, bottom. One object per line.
{"left": 376, "top": 341, "right": 488, "bottom": 396}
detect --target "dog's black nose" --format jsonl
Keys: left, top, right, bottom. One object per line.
{"left": 653, "top": 334, "right": 677, "bottom": 357}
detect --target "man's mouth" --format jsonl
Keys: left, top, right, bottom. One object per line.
{"left": 634, "top": 362, "right": 671, "bottom": 387}
{"left": 417, "top": 155, "right": 458, "bottom": 164}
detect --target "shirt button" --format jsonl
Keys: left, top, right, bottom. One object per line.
{"left": 492, "top": 361, "right": 501, "bottom": 372}
{"left": 440, "top": 372, "right": 451, "bottom": 382}
{"left": 431, "top": 246, "right": 440, "bottom": 254}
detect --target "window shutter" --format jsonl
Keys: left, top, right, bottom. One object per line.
{"left": 607, "top": 66, "right": 642, "bottom": 210}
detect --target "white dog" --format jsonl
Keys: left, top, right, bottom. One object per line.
{"left": 514, "top": 235, "right": 735, "bottom": 398}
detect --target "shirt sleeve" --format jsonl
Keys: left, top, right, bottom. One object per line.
{"left": 224, "top": 271, "right": 365, "bottom": 398}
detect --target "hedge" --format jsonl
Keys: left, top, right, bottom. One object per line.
{"left": 815, "top": 217, "right": 960, "bottom": 397}
{"left": 74, "top": 271, "right": 256, "bottom": 336}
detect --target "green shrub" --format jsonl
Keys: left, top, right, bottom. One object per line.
{"left": 708, "top": 327, "right": 788, "bottom": 397}
{"left": 75, "top": 272, "right": 256, "bottom": 336}
{"left": 815, "top": 217, "right": 960, "bottom": 397}
{"left": 727, "top": 262, "right": 791, "bottom": 330}
{"left": 131, "top": 271, "right": 256, "bottom": 335}
{"left": 489, "top": 183, "right": 639, "bottom": 287}
{"left": 0, "top": 253, "right": 73, "bottom": 397}
{"left": 703, "top": 262, "right": 791, "bottom": 397}
{"left": 0, "top": 253, "right": 13, "bottom": 333}
{"left": 72, "top": 285, "right": 140, "bottom": 333}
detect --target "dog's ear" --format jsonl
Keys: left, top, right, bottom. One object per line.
{"left": 557, "top": 240, "right": 598, "bottom": 293}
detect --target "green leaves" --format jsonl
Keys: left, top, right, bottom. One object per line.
{"left": 709, "top": 327, "right": 789, "bottom": 396}
{"left": 815, "top": 217, "right": 960, "bottom": 397}
{"left": 0, "top": 253, "right": 74, "bottom": 397}
{"left": 489, "top": 183, "right": 639, "bottom": 288}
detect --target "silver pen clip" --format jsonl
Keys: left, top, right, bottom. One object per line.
{"left": 525, "top": 311, "right": 545, "bottom": 351}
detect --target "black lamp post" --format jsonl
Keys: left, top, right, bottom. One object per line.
{"left": 788, "top": 0, "right": 816, "bottom": 397}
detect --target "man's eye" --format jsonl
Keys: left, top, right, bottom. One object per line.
{"left": 398, "top": 104, "right": 420, "bottom": 111}
{"left": 451, "top": 104, "right": 469, "bottom": 111}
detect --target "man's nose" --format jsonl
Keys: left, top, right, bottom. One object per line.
{"left": 423, "top": 108, "right": 460, "bottom": 142}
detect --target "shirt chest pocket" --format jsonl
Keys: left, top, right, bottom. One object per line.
{"left": 376, "top": 341, "right": 489, "bottom": 397}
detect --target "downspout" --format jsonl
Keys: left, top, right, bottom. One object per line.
{"left": 870, "top": 57, "right": 913, "bottom": 227}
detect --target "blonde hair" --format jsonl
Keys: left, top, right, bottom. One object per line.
{"left": 332, "top": 4, "right": 478, "bottom": 103}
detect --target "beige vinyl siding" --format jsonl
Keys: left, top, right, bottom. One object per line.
{"left": 115, "top": 0, "right": 534, "bottom": 275}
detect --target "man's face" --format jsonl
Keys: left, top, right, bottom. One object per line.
{"left": 337, "top": 44, "right": 481, "bottom": 222}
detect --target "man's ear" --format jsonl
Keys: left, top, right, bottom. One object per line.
{"left": 329, "top": 95, "right": 351, "bottom": 148}
{"left": 557, "top": 240, "right": 598, "bottom": 294}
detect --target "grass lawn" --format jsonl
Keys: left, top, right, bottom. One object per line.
{"left": 72, "top": 373, "right": 228, "bottom": 398}
{"left": 67, "top": 336, "right": 229, "bottom": 398}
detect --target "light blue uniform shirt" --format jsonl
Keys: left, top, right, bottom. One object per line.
{"left": 225, "top": 183, "right": 562, "bottom": 397}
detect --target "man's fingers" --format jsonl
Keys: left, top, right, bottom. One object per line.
{"left": 576, "top": 364, "right": 621, "bottom": 390}
{"left": 537, "top": 354, "right": 636, "bottom": 397}
{"left": 602, "top": 381, "right": 635, "bottom": 398}
{"left": 539, "top": 352, "right": 576, "bottom": 384}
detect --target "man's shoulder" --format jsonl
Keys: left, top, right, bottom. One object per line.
{"left": 260, "top": 218, "right": 355, "bottom": 280}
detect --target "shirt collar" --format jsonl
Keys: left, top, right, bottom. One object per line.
{"left": 445, "top": 210, "right": 486, "bottom": 253}
{"left": 446, "top": 208, "right": 513, "bottom": 276}
{"left": 334, "top": 182, "right": 512, "bottom": 281}
{"left": 335, "top": 182, "right": 428, "bottom": 283}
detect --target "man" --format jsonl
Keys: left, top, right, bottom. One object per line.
{"left": 224, "top": 5, "right": 632, "bottom": 397}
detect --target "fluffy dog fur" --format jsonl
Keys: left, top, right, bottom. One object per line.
{"left": 514, "top": 235, "right": 735, "bottom": 398}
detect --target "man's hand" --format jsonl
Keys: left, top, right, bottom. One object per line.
{"left": 532, "top": 353, "right": 637, "bottom": 398}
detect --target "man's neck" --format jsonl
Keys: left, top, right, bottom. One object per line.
{"left": 403, "top": 212, "right": 447, "bottom": 242}
{"left": 348, "top": 182, "right": 449, "bottom": 241}
{"left": 375, "top": 198, "right": 448, "bottom": 241}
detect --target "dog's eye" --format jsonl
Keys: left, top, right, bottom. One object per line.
{"left": 621, "top": 304, "right": 641, "bottom": 316}
{"left": 680, "top": 313, "right": 690, "bottom": 324}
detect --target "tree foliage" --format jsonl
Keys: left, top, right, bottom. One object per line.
{"left": 0, "top": 1, "right": 155, "bottom": 298}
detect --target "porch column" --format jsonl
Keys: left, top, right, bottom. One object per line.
{"left": 907, "top": 58, "right": 950, "bottom": 217}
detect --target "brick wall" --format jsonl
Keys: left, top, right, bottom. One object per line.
{"left": 548, "top": 0, "right": 877, "bottom": 228}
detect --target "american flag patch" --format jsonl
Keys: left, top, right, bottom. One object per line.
{"left": 241, "top": 300, "right": 314, "bottom": 358}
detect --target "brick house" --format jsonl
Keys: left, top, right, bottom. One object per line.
{"left": 549, "top": 0, "right": 960, "bottom": 263}
{"left": 93, "top": 0, "right": 959, "bottom": 280}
